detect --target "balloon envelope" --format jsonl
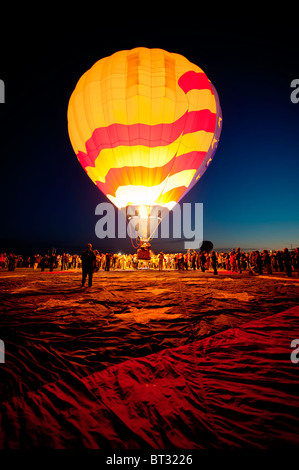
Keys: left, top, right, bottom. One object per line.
{"left": 67, "top": 47, "right": 222, "bottom": 218}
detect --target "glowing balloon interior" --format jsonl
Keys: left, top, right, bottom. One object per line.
{"left": 67, "top": 47, "right": 222, "bottom": 242}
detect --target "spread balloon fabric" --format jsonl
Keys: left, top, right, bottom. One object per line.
{"left": 67, "top": 47, "right": 222, "bottom": 211}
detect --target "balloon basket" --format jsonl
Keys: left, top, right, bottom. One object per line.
{"left": 137, "top": 241, "right": 152, "bottom": 261}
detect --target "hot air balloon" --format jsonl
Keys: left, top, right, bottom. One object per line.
{"left": 67, "top": 47, "right": 222, "bottom": 254}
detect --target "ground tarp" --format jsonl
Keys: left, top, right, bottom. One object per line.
{"left": 1, "top": 305, "right": 299, "bottom": 448}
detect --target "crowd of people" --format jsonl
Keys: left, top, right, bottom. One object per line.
{"left": 146, "top": 247, "right": 299, "bottom": 277}
{"left": 0, "top": 247, "right": 298, "bottom": 277}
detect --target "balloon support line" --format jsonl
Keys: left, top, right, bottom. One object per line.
{"left": 129, "top": 223, "right": 142, "bottom": 250}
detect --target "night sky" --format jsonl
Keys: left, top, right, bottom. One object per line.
{"left": 1, "top": 9, "right": 298, "bottom": 255}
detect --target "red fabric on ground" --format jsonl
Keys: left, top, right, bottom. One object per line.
{"left": 1, "top": 306, "right": 299, "bottom": 448}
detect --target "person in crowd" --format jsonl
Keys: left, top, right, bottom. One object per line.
{"left": 93, "top": 250, "right": 101, "bottom": 272}
{"left": 8, "top": 254, "right": 16, "bottom": 271}
{"left": 3, "top": 246, "right": 299, "bottom": 276}
{"left": 276, "top": 250, "right": 284, "bottom": 272}
{"left": 255, "top": 251, "right": 263, "bottom": 275}
{"left": 271, "top": 251, "right": 278, "bottom": 272}
{"left": 158, "top": 252, "right": 165, "bottom": 271}
{"left": 236, "top": 248, "right": 242, "bottom": 274}
{"left": 217, "top": 252, "right": 223, "bottom": 270}
{"left": 49, "top": 252, "right": 57, "bottom": 272}
{"left": 61, "top": 253, "right": 68, "bottom": 271}
{"left": 40, "top": 254, "right": 48, "bottom": 272}
{"left": 211, "top": 251, "right": 218, "bottom": 275}
{"left": 230, "top": 251, "right": 237, "bottom": 272}
{"left": 81, "top": 243, "right": 96, "bottom": 287}
{"left": 224, "top": 253, "right": 230, "bottom": 271}
{"left": 177, "top": 253, "right": 183, "bottom": 270}
{"left": 262, "top": 249, "right": 272, "bottom": 274}
{"left": 191, "top": 251, "right": 197, "bottom": 270}
{"left": 105, "top": 253, "right": 111, "bottom": 271}
{"left": 205, "top": 253, "right": 210, "bottom": 271}
{"left": 283, "top": 247, "right": 292, "bottom": 277}
{"left": 183, "top": 253, "right": 188, "bottom": 270}
{"left": 31, "top": 254, "right": 38, "bottom": 270}
{"left": 199, "top": 251, "right": 206, "bottom": 272}
{"left": 0, "top": 253, "right": 6, "bottom": 268}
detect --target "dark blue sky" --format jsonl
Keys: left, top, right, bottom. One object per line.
{"left": 1, "top": 10, "right": 298, "bottom": 254}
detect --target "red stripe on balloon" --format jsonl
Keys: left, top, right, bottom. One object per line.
{"left": 157, "top": 186, "right": 188, "bottom": 205}
{"left": 77, "top": 110, "right": 216, "bottom": 169}
{"left": 95, "top": 151, "right": 206, "bottom": 198}
{"left": 178, "top": 71, "right": 214, "bottom": 95}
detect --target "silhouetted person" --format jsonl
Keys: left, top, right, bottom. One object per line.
{"left": 225, "top": 253, "right": 230, "bottom": 270}
{"left": 276, "top": 250, "right": 284, "bottom": 272}
{"left": 255, "top": 251, "right": 263, "bottom": 275}
{"left": 236, "top": 248, "right": 242, "bottom": 274}
{"left": 230, "top": 251, "right": 237, "bottom": 272}
{"left": 81, "top": 243, "right": 96, "bottom": 287}
{"left": 211, "top": 251, "right": 218, "bottom": 275}
{"left": 8, "top": 254, "right": 16, "bottom": 271}
{"left": 61, "top": 253, "right": 68, "bottom": 271}
{"left": 262, "top": 249, "right": 272, "bottom": 274}
{"left": 283, "top": 248, "right": 292, "bottom": 277}
{"left": 49, "top": 253, "right": 56, "bottom": 272}
{"left": 199, "top": 252, "right": 206, "bottom": 272}
{"left": 178, "top": 253, "right": 184, "bottom": 271}
{"left": 40, "top": 254, "right": 48, "bottom": 272}
{"left": 105, "top": 253, "right": 111, "bottom": 271}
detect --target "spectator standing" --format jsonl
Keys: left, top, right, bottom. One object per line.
{"left": 211, "top": 251, "right": 218, "bottom": 275}
{"left": 81, "top": 243, "right": 96, "bottom": 287}
{"left": 255, "top": 251, "right": 263, "bottom": 275}
{"left": 158, "top": 252, "right": 165, "bottom": 271}
{"left": 230, "top": 251, "right": 237, "bottom": 272}
{"left": 283, "top": 248, "right": 292, "bottom": 277}
{"left": 236, "top": 248, "right": 242, "bottom": 274}
{"left": 262, "top": 249, "right": 272, "bottom": 274}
